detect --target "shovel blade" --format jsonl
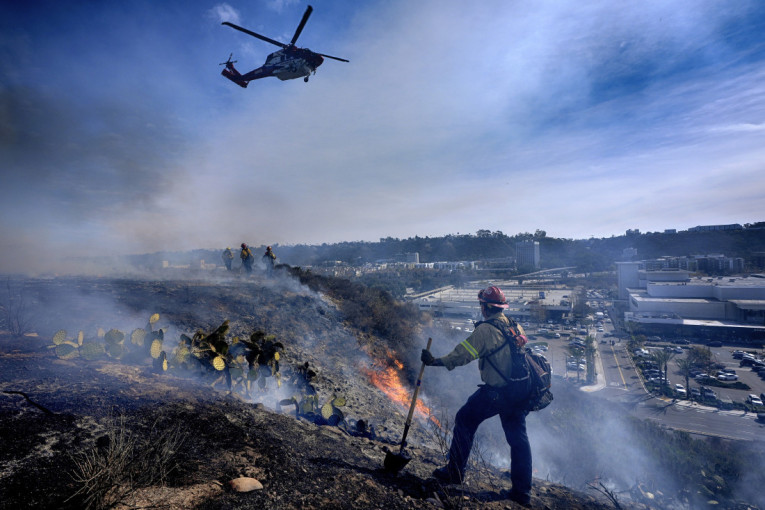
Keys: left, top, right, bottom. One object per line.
{"left": 383, "top": 450, "right": 411, "bottom": 473}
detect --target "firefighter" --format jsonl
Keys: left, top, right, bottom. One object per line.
{"left": 263, "top": 245, "right": 276, "bottom": 276}
{"left": 222, "top": 247, "right": 234, "bottom": 271}
{"left": 240, "top": 243, "right": 254, "bottom": 273}
{"left": 421, "top": 285, "right": 533, "bottom": 507}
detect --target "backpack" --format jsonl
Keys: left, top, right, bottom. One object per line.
{"left": 524, "top": 349, "right": 553, "bottom": 412}
{"left": 478, "top": 317, "right": 554, "bottom": 412}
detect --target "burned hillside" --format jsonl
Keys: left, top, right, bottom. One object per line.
{"left": 0, "top": 271, "right": 702, "bottom": 509}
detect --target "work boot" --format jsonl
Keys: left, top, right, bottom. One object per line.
{"left": 432, "top": 466, "right": 463, "bottom": 484}
{"left": 507, "top": 490, "right": 531, "bottom": 507}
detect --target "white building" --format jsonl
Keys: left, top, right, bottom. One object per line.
{"left": 618, "top": 263, "right": 765, "bottom": 343}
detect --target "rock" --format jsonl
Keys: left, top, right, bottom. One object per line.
{"left": 228, "top": 477, "right": 264, "bottom": 492}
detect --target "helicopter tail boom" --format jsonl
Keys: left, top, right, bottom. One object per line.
{"left": 221, "top": 62, "right": 248, "bottom": 88}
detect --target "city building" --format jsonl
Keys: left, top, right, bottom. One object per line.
{"left": 516, "top": 241, "right": 540, "bottom": 269}
{"left": 411, "top": 282, "right": 572, "bottom": 322}
{"left": 405, "top": 252, "right": 420, "bottom": 264}
{"left": 617, "top": 262, "right": 765, "bottom": 343}
{"left": 687, "top": 223, "right": 744, "bottom": 232}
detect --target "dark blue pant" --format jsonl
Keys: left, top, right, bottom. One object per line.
{"left": 446, "top": 380, "right": 532, "bottom": 497}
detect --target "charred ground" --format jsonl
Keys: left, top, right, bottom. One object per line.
{"left": 1, "top": 273, "right": 644, "bottom": 509}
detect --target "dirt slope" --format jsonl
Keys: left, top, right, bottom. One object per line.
{"left": 0, "top": 275, "right": 641, "bottom": 509}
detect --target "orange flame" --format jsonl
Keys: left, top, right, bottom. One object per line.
{"left": 364, "top": 362, "right": 440, "bottom": 428}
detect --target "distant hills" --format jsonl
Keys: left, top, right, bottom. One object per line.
{"left": 124, "top": 225, "right": 765, "bottom": 275}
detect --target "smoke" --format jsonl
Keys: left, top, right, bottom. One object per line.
{"left": 415, "top": 331, "right": 683, "bottom": 507}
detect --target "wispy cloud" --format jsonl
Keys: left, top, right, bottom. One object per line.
{"left": 209, "top": 3, "right": 240, "bottom": 25}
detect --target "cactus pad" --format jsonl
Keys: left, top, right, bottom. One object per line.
{"left": 52, "top": 330, "right": 67, "bottom": 345}
{"left": 212, "top": 356, "right": 225, "bottom": 371}
{"left": 104, "top": 329, "right": 124, "bottom": 345}
{"left": 105, "top": 342, "right": 125, "bottom": 359}
{"left": 131, "top": 328, "right": 146, "bottom": 346}
{"left": 79, "top": 342, "right": 104, "bottom": 360}
{"left": 174, "top": 346, "right": 190, "bottom": 364}
{"left": 150, "top": 339, "right": 163, "bottom": 359}
{"left": 149, "top": 313, "right": 160, "bottom": 324}
{"left": 77, "top": 331, "right": 84, "bottom": 346}
{"left": 55, "top": 343, "right": 78, "bottom": 359}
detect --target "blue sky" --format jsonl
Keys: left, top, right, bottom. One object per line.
{"left": 1, "top": 0, "right": 765, "bottom": 271}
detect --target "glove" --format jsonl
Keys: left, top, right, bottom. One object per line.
{"left": 421, "top": 349, "right": 443, "bottom": 366}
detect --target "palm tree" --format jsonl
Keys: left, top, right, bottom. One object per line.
{"left": 567, "top": 345, "right": 585, "bottom": 382}
{"left": 651, "top": 349, "right": 677, "bottom": 389}
{"left": 676, "top": 357, "right": 695, "bottom": 401}
{"left": 584, "top": 335, "right": 597, "bottom": 384}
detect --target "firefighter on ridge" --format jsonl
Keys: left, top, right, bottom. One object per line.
{"left": 263, "top": 245, "right": 276, "bottom": 276}
{"left": 240, "top": 243, "right": 254, "bottom": 273}
{"left": 421, "top": 285, "right": 533, "bottom": 507}
{"left": 221, "top": 247, "right": 234, "bottom": 271}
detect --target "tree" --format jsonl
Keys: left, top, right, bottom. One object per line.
{"left": 687, "top": 346, "right": 714, "bottom": 373}
{"left": 584, "top": 335, "right": 597, "bottom": 384}
{"left": 675, "top": 357, "right": 695, "bottom": 401}
{"left": 651, "top": 349, "right": 677, "bottom": 388}
{"left": 567, "top": 345, "right": 585, "bottom": 382}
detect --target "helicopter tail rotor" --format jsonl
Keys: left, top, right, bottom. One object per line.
{"left": 219, "top": 53, "right": 238, "bottom": 66}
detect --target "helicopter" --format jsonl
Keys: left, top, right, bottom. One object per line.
{"left": 220, "top": 5, "right": 348, "bottom": 86}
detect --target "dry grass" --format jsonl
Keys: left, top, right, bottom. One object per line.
{"left": 68, "top": 414, "right": 188, "bottom": 510}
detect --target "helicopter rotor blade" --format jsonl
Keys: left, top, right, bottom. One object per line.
{"left": 291, "top": 5, "right": 313, "bottom": 46}
{"left": 222, "top": 21, "right": 287, "bottom": 49}
{"left": 317, "top": 52, "right": 349, "bottom": 63}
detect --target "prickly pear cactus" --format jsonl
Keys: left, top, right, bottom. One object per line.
{"left": 321, "top": 396, "right": 347, "bottom": 423}
{"left": 55, "top": 343, "right": 79, "bottom": 360}
{"left": 79, "top": 342, "right": 104, "bottom": 360}
{"left": 52, "top": 330, "right": 67, "bottom": 346}
{"left": 150, "top": 338, "right": 163, "bottom": 359}
{"left": 153, "top": 351, "right": 168, "bottom": 372}
{"left": 97, "top": 328, "right": 105, "bottom": 338}
{"left": 174, "top": 345, "right": 190, "bottom": 364}
{"left": 130, "top": 328, "right": 146, "bottom": 347}
{"left": 77, "top": 331, "right": 84, "bottom": 346}
{"left": 105, "top": 341, "right": 125, "bottom": 359}
{"left": 104, "top": 329, "right": 124, "bottom": 345}
{"left": 212, "top": 356, "right": 226, "bottom": 371}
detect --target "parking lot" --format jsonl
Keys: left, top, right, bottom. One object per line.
{"left": 667, "top": 344, "right": 765, "bottom": 407}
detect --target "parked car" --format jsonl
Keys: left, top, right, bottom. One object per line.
{"left": 690, "top": 387, "right": 701, "bottom": 399}
{"left": 702, "top": 388, "right": 717, "bottom": 400}
{"left": 717, "top": 373, "right": 738, "bottom": 381}
{"left": 694, "top": 373, "right": 710, "bottom": 381}
{"left": 674, "top": 384, "right": 687, "bottom": 396}
{"left": 748, "top": 394, "right": 764, "bottom": 406}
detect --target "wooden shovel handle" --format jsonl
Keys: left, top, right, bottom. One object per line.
{"left": 399, "top": 337, "right": 433, "bottom": 452}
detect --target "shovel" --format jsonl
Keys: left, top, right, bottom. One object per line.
{"left": 384, "top": 337, "right": 433, "bottom": 474}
